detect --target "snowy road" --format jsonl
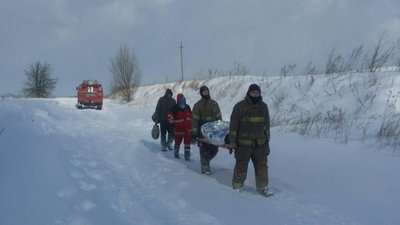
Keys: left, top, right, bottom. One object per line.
{"left": 1, "top": 98, "right": 399, "bottom": 225}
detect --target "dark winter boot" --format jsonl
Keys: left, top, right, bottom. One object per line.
{"left": 167, "top": 136, "right": 173, "bottom": 151}
{"left": 257, "top": 186, "right": 274, "bottom": 197}
{"left": 174, "top": 147, "right": 180, "bottom": 159}
{"left": 232, "top": 182, "right": 244, "bottom": 191}
{"left": 161, "top": 139, "right": 167, "bottom": 151}
{"left": 184, "top": 147, "right": 191, "bottom": 161}
{"left": 201, "top": 161, "right": 211, "bottom": 175}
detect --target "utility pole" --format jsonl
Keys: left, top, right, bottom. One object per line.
{"left": 179, "top": 42, "right": 184, "bottom": 82}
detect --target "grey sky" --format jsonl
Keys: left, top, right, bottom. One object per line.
{"left": 1, "top": 0, "right": 399, "bottom": 96}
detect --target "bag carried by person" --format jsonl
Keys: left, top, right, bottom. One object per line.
{"left": 151, "top": 124, "right": 160, "bottom": 140}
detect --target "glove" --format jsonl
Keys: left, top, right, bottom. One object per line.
{"left": 191, "top": 135, "right": 197, "bottom": 144}
{"left": 167, "top": 114, "right": 174, "bottom": 124}
{"left": 226, "top": 143, "right": 236, "bottom": 155}
{"left": 224, "top": 135, "right": 230, "bottom": 144}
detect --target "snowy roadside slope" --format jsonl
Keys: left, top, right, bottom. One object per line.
{"left": 1, "top": 71, "right": 400, "bottom": 225}
{"left": 135, "top": 72, "right": 400, "bottom": 144}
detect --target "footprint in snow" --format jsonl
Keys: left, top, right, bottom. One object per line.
{"left": 69, "top": 159, "right": 81, "bottom": 167}
{"left": 70, "top": 171, "right": 85, "bottom": 179}
{"left": 79, "top": 181, "right": 97, "bottom": 191}
{"left": 74, "top": 200, "right": 96, "bottom": 211}
{"left": 84, "top": 168, "right": 109, "bottom": 181}
{"left": 81, "top": 200, "right": 96, "bottom": 211}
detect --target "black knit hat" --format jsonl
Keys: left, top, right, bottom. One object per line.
{"left": 247, "top": 84, "right": 261, "bottom": 94}
{"left": 199, "top": 86, "right": 209, "bottom": 94}
{"left": 165, "top": 89, "right": 173, "bottom": 96}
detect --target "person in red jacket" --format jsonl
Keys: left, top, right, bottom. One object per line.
{"left": 168, "top": 93, "right": 192, "bottom": 161}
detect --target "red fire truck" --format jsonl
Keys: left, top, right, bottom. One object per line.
{"left": 76, "top": 80, "right": 103, "bottom": 110}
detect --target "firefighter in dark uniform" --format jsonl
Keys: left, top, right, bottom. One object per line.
{"left": 229, "top": 84, "right": 271, "bottom": 196}
{"left": 191, "top": 86, "right": 222, "bottom": 174}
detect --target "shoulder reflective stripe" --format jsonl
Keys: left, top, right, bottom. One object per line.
{"left": 192, "top": 128, "right": 198, "bottom": 132}
{"left": 240, "top": 117, "right": 265, "bottom": 123}
{"left": 257, "top": 139, "right": 266, "bottom": 145}
{"left": 237, "top": 138, "right": 266, "bottom": 146}
{"left": 175, "top": 131, "right": 185, "bottom": 135}
{"left": 174, "top": 119, "right": 184, "bottom": 123}
{"left": 203, "top": 115, "right": 221, "bottom": 121}
{"left": 192, "top": 114, "right": 200, "bottom": 119}
{"left": 230, "top": 130, "right": 237, "bottom": 135}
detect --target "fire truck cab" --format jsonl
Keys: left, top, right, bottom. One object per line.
{"left": 76, "top": 80, "right": 103, "bottom": 110}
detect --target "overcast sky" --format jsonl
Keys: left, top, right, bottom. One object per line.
{"left": 1, "top": 0, "right": 399, "bottom": 96}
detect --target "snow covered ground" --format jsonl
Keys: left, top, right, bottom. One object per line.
{"left": 1, "top": 73, "right": 400, "bottom": 225}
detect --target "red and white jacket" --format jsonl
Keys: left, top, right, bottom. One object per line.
{"left": 168, "top": 93, "right": 192, "bottom": 137}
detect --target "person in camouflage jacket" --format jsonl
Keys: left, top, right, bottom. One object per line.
{"left": 229, "top": 84, "right": 271, "bottom": 196}
{"left": 191, "top": 86, "right": 222, "bottom": 174}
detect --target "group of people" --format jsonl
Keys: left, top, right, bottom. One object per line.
{"left": 152, "top": 84, "right": 272, "bottom": 196}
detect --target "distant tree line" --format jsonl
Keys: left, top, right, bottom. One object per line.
{"left": 19, "top": 43, "right": 141, "bottom": 102}
{"left": 17, "top": 32, "right": 399, "bottom": 100}
{"left": 193, "top": 32, "right": 399, "bottom": 79}
{"left": 280, "top": 33, "right": 399, "bottom": 77}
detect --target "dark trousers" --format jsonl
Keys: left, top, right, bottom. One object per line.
{"left": 159, "top": 120, "right": 174, "bottom": 144}
{"left": 199, "top": 142, "right": 218, "bottom": 165}
{"left": 232, "top": 144, "right": 268, "bottom": 190}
